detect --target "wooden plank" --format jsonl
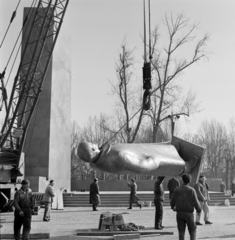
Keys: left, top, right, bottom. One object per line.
{"left": 113, "top": 233, "right": 140, "bottom": 240}
{"left": 0, "top": 233, "right": 50, "bottom": 239}
{"left": 76, "top": 230, "right": 173, "bottom": 236}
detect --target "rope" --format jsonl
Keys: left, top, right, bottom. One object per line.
{"left": 99, "top": 107, "right": 143, "bottom": 149}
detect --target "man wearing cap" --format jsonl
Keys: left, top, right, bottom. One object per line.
{"left": 90, "top": 178, "right": 100, "bottom": 211}
{"left": 154, "top": 176, "right": 165, "bottom": 229}
{"left": 194, "top": 175, "right": 212, "bottom": 225}
{"left": 13, "top": 179, "right": 34, "bottom": 240}
{"left": 171, "top": 174, "right": 201, "bottom": 240}
{"left": 43, "top": 180, "right": 55, "bottom": 221}
{"left": 127, "top": 179, "right": 142, "bottom": 209}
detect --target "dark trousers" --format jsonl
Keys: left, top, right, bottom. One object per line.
{"left": 92, "top": 203, "right": 98, "bottom": 210}
{"left": 129, "top": 201, "right": 141, "bottom": 208}
{"left": 177, "top": 212, "right": 196, "bottom": 240}
{"left": 43, "top": 202, "right": 52, "bottom": 220}
{"left": 154, "top": 199, "right": 163, "bottom": 227}
{"left": 14, "top": 210, "right": 32, "bottom": 240}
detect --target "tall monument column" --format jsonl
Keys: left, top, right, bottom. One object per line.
{"left": 22, "top": 8, "right": 71, "bottom": 193}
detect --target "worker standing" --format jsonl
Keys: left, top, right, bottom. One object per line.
{"left": 13, "top": 179, "right": 34, "bottom": 240}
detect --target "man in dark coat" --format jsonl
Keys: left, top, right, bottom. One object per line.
{"left": 127, "top": 179, "right": 142, "bottom": 209}
{"left": 89, "top": 178, "right": 100, "bottom": 211}
{"left": 13, "top": 179, "right": 34, "bottom": 240}
{"left": 171, "top": 174, "right": 201, "bottom": 240}
{"left": 220, "top": 180, "right": 226, "bottom": 193}
{"left": 154, "top": 176, "right": 165, "bottom": 230}
{"left": 167, "top": 177, "right": 180, "bottom": 199}
{"left": 231, "top": 178, "right": 235, "bottom": 197}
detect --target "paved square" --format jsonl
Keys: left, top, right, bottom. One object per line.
{"left": 1, "top": 206, "right": 234, "bottom": 239}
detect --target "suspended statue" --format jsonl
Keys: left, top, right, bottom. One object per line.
{"left": 77, "top": 137, "right": 204, "bottom": 184}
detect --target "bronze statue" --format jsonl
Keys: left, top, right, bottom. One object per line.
{"left": 77, "top": 137, "right": 204, "bottom": 184}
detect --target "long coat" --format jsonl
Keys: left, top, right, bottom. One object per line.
{"left": 167, "top": 177, "right": 180, "bottom": 199}
{"left": 127, "top": 182, "right": 140, "bottom": 203}
{"left": 89, "top": 182, "right": 100, "bottom": 204}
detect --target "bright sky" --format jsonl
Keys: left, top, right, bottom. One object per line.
{"left": 0, "top": 0, "right": 235, "bottom": 135}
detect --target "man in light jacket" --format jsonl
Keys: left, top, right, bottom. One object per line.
{"left": 194, "top": 176, "right": 212, "bottom": 225}
{"left": 43, "top": 180, "right": 55, "bottom": 221}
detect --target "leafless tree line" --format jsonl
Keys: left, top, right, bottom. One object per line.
{"left": 182, "top": 118, "right": 235, "bottom": 189}
{"left": 71, "top": 14, "right": 234, "bottom": 184}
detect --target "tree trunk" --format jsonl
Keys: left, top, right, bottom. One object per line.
{"left": 152, "top": 125, "right": 158, "bottom": 143}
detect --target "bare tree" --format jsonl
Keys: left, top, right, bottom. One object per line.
{"left": 226, "top": 118, "right": 235, "bottom": 187}
{"left": 109, "top": 42, "right": 145, "bottom": 143}
{"left": 197, "top": 119, "right": 227, "bottom": 178}
{"left": 70, "top": 121, "right": 89, "bottom": 179}
{"left": 148, "top": 13, "right": 209, "bottom": 142}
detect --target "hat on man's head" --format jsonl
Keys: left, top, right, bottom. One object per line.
{"left": 21, "top": 179, "right": 30, "bottom": 185}
{"left": 182, "top": 174, "right": 191, "bottom": 184}
{"left": 199, "top": 175, "right": 205, "bottom": 178}
{"left": 131, "top": 178, "right": 135, "bottom": 182}
{"left": 94, "top": 178, "right": 98, "bottom": 182}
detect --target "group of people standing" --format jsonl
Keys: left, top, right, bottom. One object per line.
{"left": 89, "top": 173, "right": 213, "bottom": 240}
{"left": 159, "top": 174, "right": 212, "bottom": 240}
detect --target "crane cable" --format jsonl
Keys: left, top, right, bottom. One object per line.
{"left": 100, "top": 1, "right": 152, "bottom": 148}
{"left": 0, "top": 0, "right": 22, "bottom": 49}
{"left": 142, "top": 0, "right": 152, "bottom": 111}
{"left": 0, "top": 0, "right": 38, "bottom": 111}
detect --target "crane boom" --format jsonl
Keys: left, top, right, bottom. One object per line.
{"left": 0, "top": 0, "right": 69, "bottom": 170}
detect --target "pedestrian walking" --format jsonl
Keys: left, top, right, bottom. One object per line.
{"left": 167, "top": 177, "right": 180, "bottom": 199}
{"left": 194, "top": 175, "right": 212, "bottom": 225}
{"left": 90, "top": 178, "right": 100, "bottom": 211}
{"left": 43, "top": 180, "right": 55, "bottom": 222}
{"left": 220, "top": 180, "right": 226, "bottom": 193}
{"left": 127, "top": 179, "right": 142, "bottom": 209}
{"left": 154, "top": 176, "right": 165, "bottom": 230}
{"left": 171, "top": 174, "right": 201, "bottom": 240}
{"left": 13, "top": 179, "right": 34, "bottom": 240}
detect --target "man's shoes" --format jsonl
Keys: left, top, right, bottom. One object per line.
{"left": 205, "top": 221, "right": 213, "bottom": 224}
{"left": 196, "top": 222, "right": 203, "bottom": 225}
{"left": 127, "top": 207, "right": 132, "bottom": 209}
{"left": 93, "top": 209, "right": 98, "bottom": 211}
{"left": 139, "top": 205, "right": 142, "bottom": 209}
{"left": 161, "top": 226, "right": 164, "bottom": 228}
{"left": 43, "top": 219, "right": 49, "bottom": 222}
{"left": 155, "top": 226, "right": 163, "bottom": 230}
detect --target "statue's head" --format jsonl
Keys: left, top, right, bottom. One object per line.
{"left": 77, "top": 142, "right": 100, "bottom": 162}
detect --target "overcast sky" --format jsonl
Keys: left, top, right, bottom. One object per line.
{"left": 0, "top": 0, "right": 235, "bottom": 135}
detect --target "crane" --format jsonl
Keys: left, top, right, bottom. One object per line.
{"left": 0, "top": 0, "right": 69, "bottom": 185}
